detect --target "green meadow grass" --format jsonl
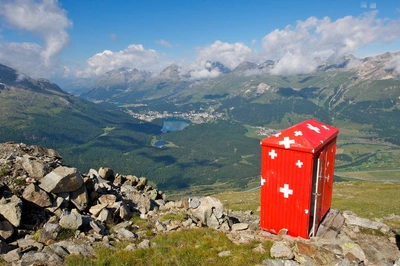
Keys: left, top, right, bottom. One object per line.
{"left": 65, "top": 228, "right": 273, "bottom": 266}
{"left": 331, "top": 181, "right": 400, "bottom": 228}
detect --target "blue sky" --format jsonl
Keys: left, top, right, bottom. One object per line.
{"left": 0, "top": 0, "right": 400, "bottom": 81}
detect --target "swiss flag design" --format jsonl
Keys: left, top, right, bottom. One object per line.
{"left": 260, "top": 119, "right": 339, "bottom": 238}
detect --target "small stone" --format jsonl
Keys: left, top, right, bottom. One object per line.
{"left": 2, "top": 248, "right": 22, "bottom": 262}
{"left": 59, "top": 211, "right": 83, "bottom": 230}
{"left": 17, "top": 239, "right": 43, "bottom": 250}
{"left": 341, "top": 242, "right": 365, "bottom": 263}
{"left": 218, "top": 250, "right": 231, "bottom": 257}
{"left": 270, "top": 241, "right": 294, "bottom": 260}
{"left": 89, "top": 203, "right": 108, "bottom": 216}
{"left": 22, "top": 183, "right": 52, "bottom": 207}
{"left": 231, "top": 223, "right": 249, "bottom": 231}
{"left": 39, "top": 222, "right": 61, "bottom": 243}
{"left": 137, "top": 239, "right": 150, "bottom": 249}
{"left": 125, "top": 243, "right": 137, "bottom": 251}
{"left": 0, "top": 219, "right": 14, "bottom": 240}
{"left": 116, "top": 228, "right": 136, "bottom": 241}
{"left": 278, "top": 228, "right": 288, "bottom": 235}
{"left": 98, "top": 167, "right": 114, "bottom": 180}
{"left": 0, "top": 194, "right": 22, "bottom": 227}
{"left": 90, "top": 220, "right": 105, "bottom": 235}
{"left": 98, "top": 194, "right": 117, "bottom": 206}
{"left": 97, "top": 208, "right": 113, "bottom": 224}
{"left": 52, "top": 245, "right": 70, "bottom": 257}
{"left": 70, "top": 183, "right": 89, "bottom": 212}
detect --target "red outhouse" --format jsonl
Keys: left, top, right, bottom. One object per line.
{"left": 260, "top": 119, "right": 339, "bottom": 238}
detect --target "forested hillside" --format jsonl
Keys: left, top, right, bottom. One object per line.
{"left": 62, "top": 121, "right": 260, "bottom": 190}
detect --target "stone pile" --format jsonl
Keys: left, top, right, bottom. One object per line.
{"left": 0, "top": 142, "right": 399, "bottom": 265}
{"left": 0, "top": 142, "right": 240, "bottom": 264}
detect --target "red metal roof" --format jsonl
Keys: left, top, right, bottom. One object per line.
{"left": 260, "top": 119, "right": 339, "bottom": 153}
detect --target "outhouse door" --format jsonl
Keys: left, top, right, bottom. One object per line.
{"left": 310, "top": 151, "right": 325, "bottom": 237}
{"left": 309, "top": 140, "right": 336, "bottom": 237}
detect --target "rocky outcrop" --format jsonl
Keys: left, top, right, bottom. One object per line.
{"left": 0, "top": 142, "right": 399, "bottom": 266}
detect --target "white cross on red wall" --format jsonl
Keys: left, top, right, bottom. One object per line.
{"left": 296, "top": 160, "right": 303, "bottom": 168}
{"left": 280, "top": 184, "right": 293, "bottom": 198}
{"left": 269, "top": 149, "right": 278, "bottom": 159}
{"left": 261, "top": 177, "right": 266, "bottom": 186}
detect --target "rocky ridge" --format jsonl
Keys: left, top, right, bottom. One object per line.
{"left": 0, "top": 142, "right": 399, "bottom": 265}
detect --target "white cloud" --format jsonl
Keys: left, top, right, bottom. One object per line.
{"left": 0, "top": 0, "right": 72, "bottom": 67}
{"left": 261, "top": 11, "right": 400, "bottom": 75}
{"left": 0, "top": 0, "right": 71, "bottom": 79}
{"left": 182, "top": 40, "right": 257, "bottom": 79}
{"left": 194, "top": 40, "right": 255, "bottom": 70}
{"left": 385, "top": 55, "right": 400, "bottom": 73}
{"left": 0, "top": 41, "right": 65, "bottom": 77}
{"left": 270, "top": 52, "right": 317, "bottom": 76}
{"left": 251, "top": 39, "right": 257, "bottom": 48}
{"left": 156, "top": 39, "right": 173, "bottom": 48}
{"left": 76, "top": 44, "right": 167, "bottom": 78}
{"left": 189, "top": 68, "right": 221, "bottom": 80}
{"left": 0, "top": 41, "right": 42, "bottom": 67}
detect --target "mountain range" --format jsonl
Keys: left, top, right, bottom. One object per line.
{"left": 73, "top": 52, "right": 400, "bottom": 105}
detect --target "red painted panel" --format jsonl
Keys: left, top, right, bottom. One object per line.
{"left": 260, "top": 147, "right": 313, "bottom": 238}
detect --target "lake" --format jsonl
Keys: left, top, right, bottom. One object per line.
{"left": 154, "top": 140, "right": 169, "bottom": 147}
{"left": 160, "top": 117, "right": 190, "bottom": 133}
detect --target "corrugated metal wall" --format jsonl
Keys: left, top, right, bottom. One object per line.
{"left": 260, "top": 147, "right": 314, "bottom": 238}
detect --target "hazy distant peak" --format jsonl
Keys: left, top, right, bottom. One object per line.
{"left": 159, "top": 63, "right": 181, "bottom": 79}
{"left": 344, "top": 54, "right": 357, "bottom": 60}
{"left": 94, "top": 67, "right": 152, "bottom": 88}
{"left": 232, "top": 61, "right": 258, "bottom": 72}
